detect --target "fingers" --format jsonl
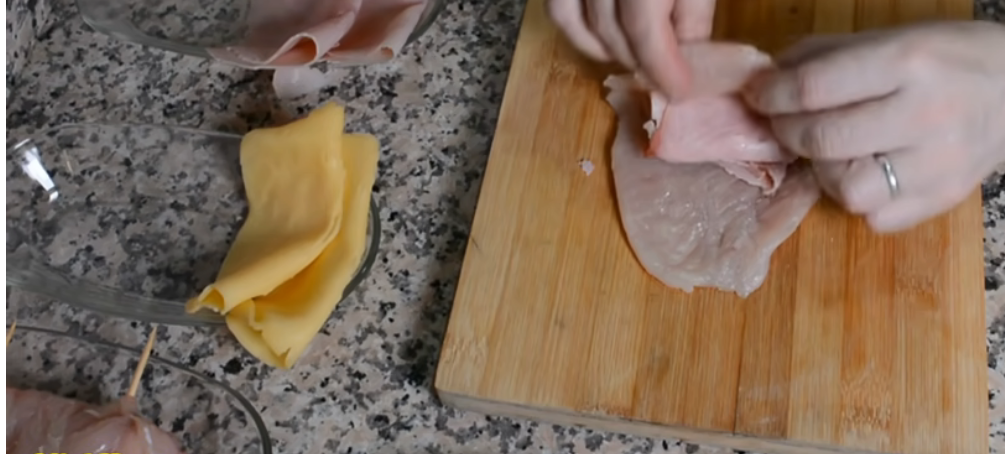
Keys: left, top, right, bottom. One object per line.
{"left": 547, "top": 0, "right": 610, "bottom": 62}
{"left": 619, "top": 0, "right": 693, "bottom": 97}
{"left": 547, "top": 0, "right": 699, "bottom": 97}
{"left": 829, "top": 150, "right": 937, "bottom": 215}
{"left": 586, "top": 0, "right": 637, "bottom": 69}
{"left": 810, "top": 159, "right": 851, "bottom": 202}
{"left": 864, "top": 166, "right": 976, "bottom": 233}
{"left": 833, "top": 152, "right": 912, "bottom": 215}
{"left": 673, "top": 0, "right": 717, "bottom": 41}
{"left": 866, "top": 197, "right": 940, "bottom": 233}
{"left": 813, "top": 149, "right": 974, "bottom": 232}
{"left": 775, "top": 34, "right": 858, "bottom": 66}
{"left": 866, "top": 186, "right": 972, "bottom": 232}
{"left": 769, "top": 95, "right": 915, "bottom": 160}
{"left": 774, "top": 30, "right": 887, "bottom": 66}
{"left": 743, "top": 40, "right": 904, "bottom": 115}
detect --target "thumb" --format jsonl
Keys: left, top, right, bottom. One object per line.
{"left": 620, "top": 1, "right": 693, "bottom": 98}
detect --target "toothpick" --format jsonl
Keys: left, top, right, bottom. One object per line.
{"left": 127, "top": 325, "right": 158, "bottom": 398}
{"left": 6, "top": 321, "right": 16, "bottom": 348}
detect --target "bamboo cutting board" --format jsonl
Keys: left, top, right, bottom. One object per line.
{"left": 434, "top": 0, "right": 988, "bottom": 453}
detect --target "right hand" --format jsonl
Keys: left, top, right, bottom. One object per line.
{"left": 546, "top": 0, "right": 718, "bottom": 97}
{"left": 742, "top": 22, "right": 1005, "bottom": 232}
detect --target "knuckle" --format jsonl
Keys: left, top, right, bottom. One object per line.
{"left": 792, "top": 65, "right": 823, "bottom": 110}
{"left": 893, "top": 38, "right": 935, "bottom": 75}
{"left": 922, "top": 147, "right": 975, "bottom": 204}
{"left": 799, "top": 121, "right": 837, "bottom": 159}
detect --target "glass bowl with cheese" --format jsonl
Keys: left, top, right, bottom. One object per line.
{"left": 75, "top": 0, "right": 447, "bottom": 67}
{"left": 7, "top": 324, "right": 273, "bottom": 453}
{"left": 6, "top": 122, "right": 381, "bottom": 326}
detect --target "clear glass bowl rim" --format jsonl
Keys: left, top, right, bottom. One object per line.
{"left": 6, "top": 122, "right": 382, "bottom": 327}
{"left": 7, "top": 323, "right": 274, "bottom": 454}
{"left": 74, "top": 0, "right": 448, "bottom": 66}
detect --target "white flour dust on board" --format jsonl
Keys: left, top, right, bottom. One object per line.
{"left": 578, "top": 158, "right": 595, "bottom": 176}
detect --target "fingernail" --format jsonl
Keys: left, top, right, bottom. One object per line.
{"left": 740, "top": 69, "right": 773, "bottom": 109}
{"left": 740, "top": 79, "right": 764, "bottom": 108}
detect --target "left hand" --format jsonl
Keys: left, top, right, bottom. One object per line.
{"left": 546, "top": 0, "right": 718, "bottom": 97}
{"left": 742, "top": 21, "right": 1005, "bottom": 232}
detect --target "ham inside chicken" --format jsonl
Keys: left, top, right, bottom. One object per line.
{"left": 605, "top": 42, "right": 820, "bottom": 297}
{"left": 7, "top": 387, "right": 186, "bottom": 454}
{"left": 643, "top": 42, "right": 796, "bottom": 194}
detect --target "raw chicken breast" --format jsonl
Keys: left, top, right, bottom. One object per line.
{"left": 7, "top": 388, "right": 186, "bottom": 454}
{"left": 642, "top": 42, "right": 795, "bottom": 193}
{"left": 603, "top": 44, "right": 821, "bottom": 297}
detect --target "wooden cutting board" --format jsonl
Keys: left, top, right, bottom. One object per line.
{"left": 434, "top": 0, "right": 988, "bottom": 453}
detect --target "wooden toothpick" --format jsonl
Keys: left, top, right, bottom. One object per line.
{"left": 6, "top": 321, "right": 16, "bottom": 349}
{"left": 127, "top": 325, "right": 158, "bottom": 398}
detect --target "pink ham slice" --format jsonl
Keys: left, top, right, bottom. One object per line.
{"left": 207, "top": 0, "right": 428, "bottom": 97}
{"left": 642, "top": 42, "right": 795, "bottom": 194}
{"left": 209, "top": 0, "right": 427, "bottom": 67}
{"left": 604, "top": 42, "right": 820, "bottom": 298}
{"left": 7, "top": 387, "right": 186, "bottom": 454}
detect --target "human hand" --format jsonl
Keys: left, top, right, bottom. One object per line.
{"left": 546, "top": 0, "right": 718, "bottom": 97}
{"left": 742, "top": 21, "right": 1005, "bottom": 232}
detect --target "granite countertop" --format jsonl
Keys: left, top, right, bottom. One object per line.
{"left": 5, "top": 0, "right": 1005, "bottom": 453}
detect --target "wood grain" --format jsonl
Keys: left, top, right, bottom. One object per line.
{"left": 434, "top": 0, "right": 988, "bottom": 452}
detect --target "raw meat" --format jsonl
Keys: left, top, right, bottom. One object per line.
{"left": 207, "top": 0, "right": 428, "bottom": 98}
{"left": 604, "top": 42, "right": 820, "bottom": 297}
{"left": 6, "top": 387, "right": 185, "bottom": 454}
{"left": 210, "top": 0, "right": 427, "bottom": 67}
{"left": 642, "top": 42, "right": 795, "bottom": 194}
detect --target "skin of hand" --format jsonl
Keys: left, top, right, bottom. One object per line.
{"left": 545, "top": 0, "right": 718, "bottom": 97}
{"left": 742, "top": 21, "right": 1005, "bottom": 233}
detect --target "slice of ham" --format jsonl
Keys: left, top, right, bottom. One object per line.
{"left": 207, "top": 0, "right": 428, "bottom": 98}
{"left": 209, "top": 0, "right": 427, "bottom": 67}
{"left": 603, "top": 42, "right": 821, "bottom": 298}
{"left": 641, "top": 42, "right": 795, "bottom": 194}
{"left": 7, "top": 387, "right": 186, "bottom": 454}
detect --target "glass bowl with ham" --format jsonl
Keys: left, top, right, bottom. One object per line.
{"left": 74, "top": 0, "right": 446, "bottom": 67}
{"left": 6, "top": 123, "right": 382, "bottom": 326}
{"left": 7, "top": 324, "right": 273, "bottom": 454}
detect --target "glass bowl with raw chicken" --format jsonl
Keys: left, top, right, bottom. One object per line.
{"left": 75, "top": 0, "right": 447, "bottom": 67}
{"left": 6, "top": 122, "right": 382, "bottom": 326}
{"left": 6, "top": 324, "right": 273, "bottom": 454}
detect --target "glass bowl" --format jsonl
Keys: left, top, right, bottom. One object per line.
{"left": 6, "top": 123, "right": 381, "bottom": 326}
{"left": 74, "top": 0, "right": 447, "bottom": 65}
{"left": 7, "top": 324, "right": 273, "bottom": 454}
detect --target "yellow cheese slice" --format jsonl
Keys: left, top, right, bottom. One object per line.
{"left": 225, "top": 133, "right": 379, "bottom": 368}
{"left": 186, "top": 102, "right": 379, "bottom": 368}
{"left": 185, "top": 103, "right": 348, "bottom": 313}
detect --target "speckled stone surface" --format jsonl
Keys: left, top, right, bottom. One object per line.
{"left": 5, "top": 0, "right": 1005, "bottom": 453}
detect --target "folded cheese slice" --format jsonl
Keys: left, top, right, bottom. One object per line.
{"left": 186, "top": 102, "right": 379, "bottom": 368}
{"left": 225, "top": 133, "right": 378, "bottom": 368}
